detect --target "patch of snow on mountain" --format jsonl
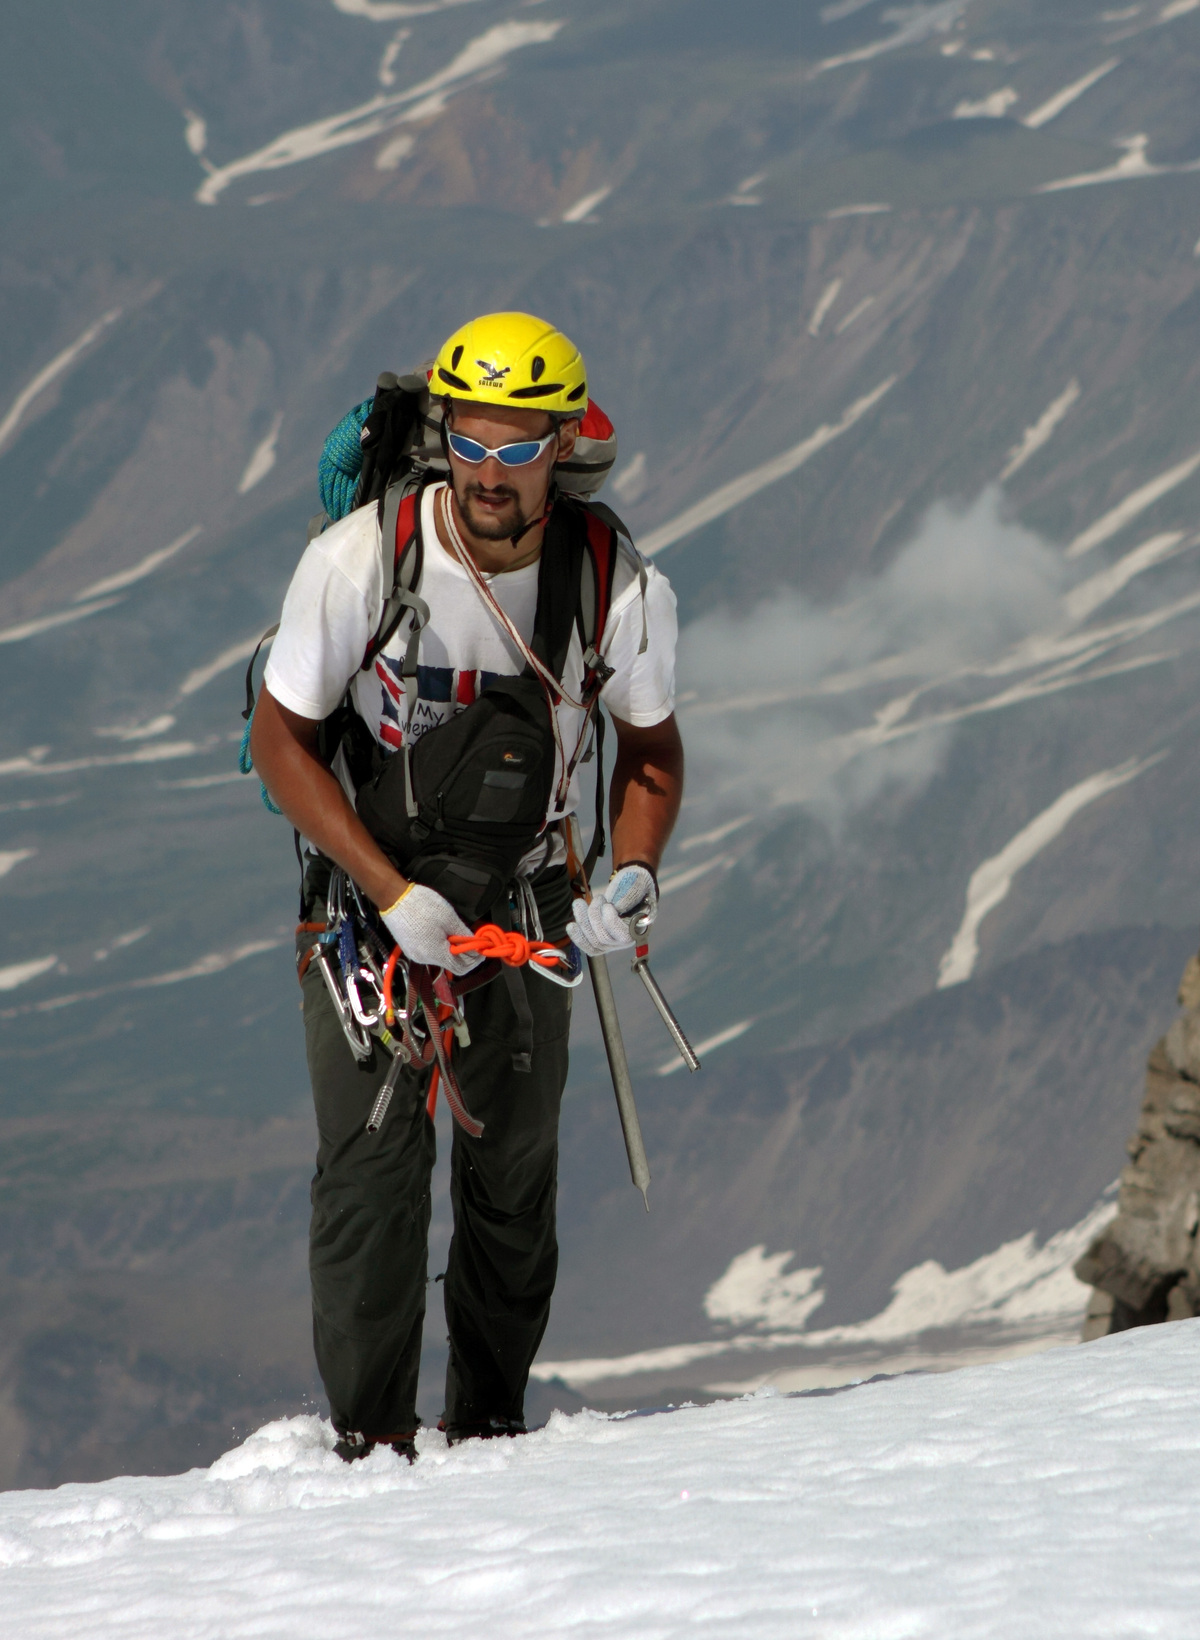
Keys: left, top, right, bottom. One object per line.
{"left": 641, "top": 376, "right": 896, "bottom": 557}
{"left": 1021, "top": 59, "right": 1120, "bottom": 128}
{"left": 181, "top": 110, "right": 207, "bottom": 155}
{"left": 196, "top": 21, "right": 564, "bottom": 203}
{"left": 611, "top": 450, "right": 646, "bottom": 502}
{"left": 937, "top": 758, "right": 1160, "bottom": 987}
{"left": 0, "top": 743, "right": 203, "bottom": 781}
{"left": 705, "top": 1248, "right": 826, "bottom": 1330}
{"left": 176, "top": 634, "right": 268, "bottom": 698}
{"left": 833, "top": 294, "right": 875, "bottom": 333}
{"left": 824, "top": 201, "right": 891, "bottom": 215}
{"left": 805, "top": 1192, "right": 1114, "bottom": 1342}
{"left": 0, "top": 936, "right": 286, "bottom": 1021}
{"left": 1064, "top": 529, "right": 1194, "bottom": 622}
{"left": 237, "top": 415, "right": 284, "bottom": 494}
{"left": 954, "top": 86, "right": 1018, "bottom": 118}
{"left": 1040, "top": 131, "right": 1200, "bottom": 192}
{"left": 0, "top": 308, "right": 123, "bottom": 453}
{"left": 560, "top": 184, "right": 612, "bottom": 223}
{"left": 0, "top": 600, "right": 124, "bottom": 647}
{"left": 999, "top": 379, "right": 1080, "bottom": 480}
{"left": 820, "top": 0, "right": 884, "bottom": 19}
{"left": 0, "top": 849, "right": 35, "bottom": 880}
{"left": 375, "top": 131, "right": 416, "bottom": 168}
{"left": 1068, "top": 447, "right": 1200, "bottom": 556}
{"left": 816, "top": 0, "right": 969, "bottom": 72}
{"left": 537, "top": 1195, "right": 1113, "bottom": 1392}
{"left": 806, "top": 276, "right": 842, "bottom": 335}
{"left": 74, "top": 526, "right": 202, "bottom": 601}
{"left": 331, "top": 0, "right": 487, "bottom": 18}
{"left": 95, "top": 716, "right": 178, "bottom": 743}
{"left": 0, "top": 956, "right": 58, "bottom": 992}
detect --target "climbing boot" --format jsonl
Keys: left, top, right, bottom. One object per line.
{"left": 441, "top": 1415, "right": 526, "bottom": 1447}
{"left": 333, "top": 1429, "right": 417, "bottom": 1464}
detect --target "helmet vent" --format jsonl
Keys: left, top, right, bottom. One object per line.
{"left": 566, "top": 383, "right": 587, "bottom": 402}
{"left": 531, "top": 355, "right": 545, "bottom": 381}
{"left": 451, "top": 345, "right": 464, "bottom": 370}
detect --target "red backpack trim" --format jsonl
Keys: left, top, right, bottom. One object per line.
{"left": 582, "top": 507, "right": 616, "bottom": 659}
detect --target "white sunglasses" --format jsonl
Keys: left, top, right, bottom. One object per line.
{"left": 446, "top": 430, "right": 557, "bottom": 467}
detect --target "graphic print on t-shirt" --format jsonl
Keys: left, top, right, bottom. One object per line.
{"left": 374, "top": 654, "right": 504, "bottom": 750}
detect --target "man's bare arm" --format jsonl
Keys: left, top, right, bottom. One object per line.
{"left": 249, "top": 685, "right": 407, "bottom": 910}
{"left": 607, "top": 713, "right": 685, "bottom": 877}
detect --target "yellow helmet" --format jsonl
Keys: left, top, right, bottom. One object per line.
{"left": 431, "top": 312, "right": 588, "bottom": 415}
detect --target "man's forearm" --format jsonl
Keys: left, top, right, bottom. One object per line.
{"left": 250, "top": 687, "right": 407, "bottom": 910}
{"left": 607, "top": 714, "right": 685, "bottom": 877}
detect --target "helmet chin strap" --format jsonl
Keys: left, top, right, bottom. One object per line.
{"left": 508, "top": 485, "right": 556, "bottom": 550}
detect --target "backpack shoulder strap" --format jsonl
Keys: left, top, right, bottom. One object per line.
{"left": 579, "top": 506, "right": 619, "bottom": 676}
{"left": 531, "top": 498, "right": 588, "bottom": 684}
{"left": 581, "top": 500, "right": 648, "bottom": 658}
{"left": 360, "top": 481, "right": 428, "bottom": 672}
{"left": 360, "top": 479, "right": 433, "bottom": 820}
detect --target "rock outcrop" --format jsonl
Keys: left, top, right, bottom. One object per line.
{"left": 1076, "top": 952, "right": 1200, "bottom": 1338}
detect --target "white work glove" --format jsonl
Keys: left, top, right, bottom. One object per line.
{"left": 380, "top": 883, "right": 482, "bottom": 976}
{"left": 567, "top": 864, "right": 658, "bottom": 959}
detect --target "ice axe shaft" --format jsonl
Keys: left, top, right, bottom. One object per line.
{"left": 631, "top": 943, "right": 701, "bottom": 1072}
{"left": 589, "top": 953, "right": 651, "bottom": 1211}
{"left": 565, "top": 814, "right": 651, "bottom": 1210}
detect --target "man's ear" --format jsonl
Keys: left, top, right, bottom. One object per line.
{"left": 555, "top": 418, "right": 581, "bottom": 461}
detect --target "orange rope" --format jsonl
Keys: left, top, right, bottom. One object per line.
{"left": 383, "top": 947, "right": 400, "bottom": 1025}
{"left": 447, "top": 923, "right": 565, "bottom": 969}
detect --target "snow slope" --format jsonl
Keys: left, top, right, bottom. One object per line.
{"left": 4, "top": 1321, "right": 1200, "bottom": 1638}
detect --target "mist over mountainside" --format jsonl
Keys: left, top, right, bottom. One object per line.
{"left": 2, "top": 0, "right": 1199, "bottom": 1489}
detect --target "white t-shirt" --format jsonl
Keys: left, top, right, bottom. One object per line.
{"left": 265, "top": 483, "right": 677, "bottom": 835}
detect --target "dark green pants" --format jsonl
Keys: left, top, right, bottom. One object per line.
{"left": 300, "top": 898, "right": 573, "bottom": 1440}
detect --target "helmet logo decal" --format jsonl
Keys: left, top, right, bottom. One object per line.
{"left": 476, "top": 360, "right": 511, "bottom": 388}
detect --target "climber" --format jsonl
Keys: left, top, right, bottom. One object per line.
{"left": 249, "top": 312, "right": 683, "bottom": 1460}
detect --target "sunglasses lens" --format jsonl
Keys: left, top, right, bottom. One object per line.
{"left": 447, "top": 434, "right": 488, "bottom": 463}
{"left": 496, "top": 441, "right": 544, "bottom": 467}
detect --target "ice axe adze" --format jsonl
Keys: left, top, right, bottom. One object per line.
{"left": 565, "top": 815, "right": 652, "bottom": 1211}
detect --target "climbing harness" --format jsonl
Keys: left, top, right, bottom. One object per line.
{"left": 299, "top": 867, "right": 584, "bottom": 1142}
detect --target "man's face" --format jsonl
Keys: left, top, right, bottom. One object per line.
{"left": 445, "top": 400, "right": 577, "bottom": 542}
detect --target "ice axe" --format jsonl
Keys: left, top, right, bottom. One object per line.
{"left": 565, "top": 815, "right": 652, "bottom": 1211}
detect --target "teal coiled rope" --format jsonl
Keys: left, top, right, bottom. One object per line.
{"left": 317, "top": 398, "right": 372, "bottom": 523}
{"left": 239, "top": 706, "right": 282, "bottom": 814}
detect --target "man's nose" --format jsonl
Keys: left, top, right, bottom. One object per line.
{"left": 476, "top": 456, "right": 510, "bottom": 488}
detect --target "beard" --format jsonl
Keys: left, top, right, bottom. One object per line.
{"left": 454, "top": 479, "right": 535, "bottom": 544}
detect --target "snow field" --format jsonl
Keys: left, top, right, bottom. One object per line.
{"left": 5, "top": 1322, "right": 1200, "bottom": 1636}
